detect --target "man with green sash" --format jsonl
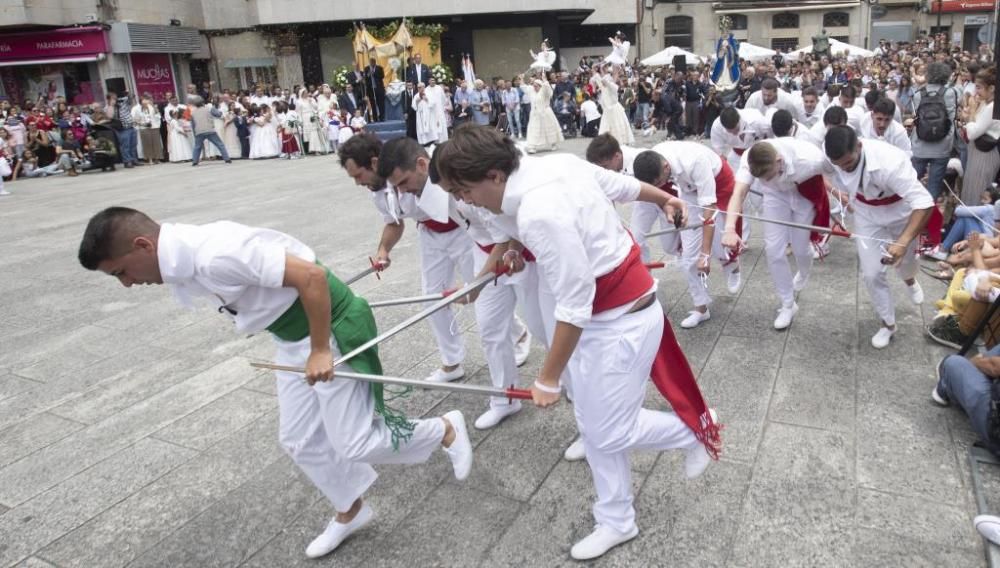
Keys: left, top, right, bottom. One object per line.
{"left": 77, "top": 206, "right": 473, "bottom": 559}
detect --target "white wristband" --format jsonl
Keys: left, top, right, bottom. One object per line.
{"left": 533, "top": 380, "right": 562, "bottom": 394}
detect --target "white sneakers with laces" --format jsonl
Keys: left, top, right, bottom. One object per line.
{"left": 774, "top": 302, "right": 799, "bottom": 330}
{"left": 473, "top": 401, "right": 522, "bottom": 430}
{"left": 305, "top": 503, "right": 374, "bottom": 558}
{"left": 441, "top": 410, "right": 473, "bottom": 480}
{"left": 871, "top": 326, "right": 895, "bottom": 349}
{"left": 570, "top": 524, "right": 639, "bottom": 560}
{"left": 563, "top": 436, "right": 586, "bottom": 461}
{"left": 681, "top": 309, "right": 711, "bottom": 329}
{"left": 425, "top": 365, "right": 465, "bottom": 383}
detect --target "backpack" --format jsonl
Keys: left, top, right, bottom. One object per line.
{"left": 914, "top": 86, "right": 952, "bottom": 142}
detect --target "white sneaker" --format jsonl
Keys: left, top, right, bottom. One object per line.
{"left": 871, "top": 326, "right": 895, "bottom": 349}
{"left": 792, "top": 271, "right": 808, "bottom": 292}
{"left": 0, "top": 189, "right": 10, "bottom": 196}
{"left": 570, "top": 524, "right": 640, "bottom": 560}
{"left": 563, "top": 437, "right": 587, "bottom": 461}
{"left": 305, "top": 503, "right": 374, "bottom": 558}
{"left": 924, "top": 246, "right": 949, "bottom": 262}
{"left": 474, "top": 401, "right": 522, "bottom": 430}
{"left": 684, "top": 409, "right": 717, "bottom": 479}
{"left": 441, "top": 410, "right": 473, "bottom": 480}
{"left": 908, "top": 282, "right": 924, "bottom": 305}
{"left": 975, "top": 514, "right": 1000, "bottom": 546}
{"left": 426, "top": 365, "right": 465, "bottom": 383}
{"left": 727, "top": 270, "right": 742, "bottom": 294}
{"left": 774, "top": 303, "right": 798, "bottom": 330}
{"left": 931, "top": 386, "right": 950, "bottom": 407}
{"left": 514, "top": 329, "right": 532, "bottom": 367}
{"left": 681, "top": 309, "right": 711, "bottom": 329}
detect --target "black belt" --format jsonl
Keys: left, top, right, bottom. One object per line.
{"left": 627, "top": 294, "right": 656, "bottom": 314}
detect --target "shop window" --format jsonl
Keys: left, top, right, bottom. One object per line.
{"left": 772, "top": 13, "right": 799, "bottom": 29}
{"left": 664, "top": 15, "right": 693, "bottom": 50}
{"left": 729, "top": 15, "right": 748, "bottom": 31}
{"left": 823, "top": 12, "right": 850, "bottom": 28}
{"left": 771, "top": 38, "right": 799, "bottom": 52}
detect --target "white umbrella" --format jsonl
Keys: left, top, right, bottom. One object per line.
{"left": 641, "top": 46, "right": 703, "bottom": 67}
{"left": 738, "top": 42, "right": 776, "bottom": 62}
{"left": 783, "top": 39, "right": 875, "bottom": 62}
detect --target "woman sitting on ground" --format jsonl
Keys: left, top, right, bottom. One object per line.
{"left": 928, "top": 232, "right": 1000, "bottom": 349}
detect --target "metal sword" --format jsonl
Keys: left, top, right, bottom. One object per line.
{"left": 343, "top": 257, "right": 386, "bottom": 286}
{"left": 368, "top": 288, "right": 459, "bottom": 308}
{"left": 250, "top": 362, "right": 532, "bottom": 400}
{"left": 646, "top": 223, "right": 706, "bottom": 238}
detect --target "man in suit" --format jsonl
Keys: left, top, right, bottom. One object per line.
{"left": 406, "top": 53, "right": 431, "bottom": 87}
{"left": 403, "top": 81, "right": 417, "bottom": 139}
{"left": 364, "top": 57, "right": 386, "bottom": 122}
{"left": 339, "top": 84, "right": 363, "bottom": 117}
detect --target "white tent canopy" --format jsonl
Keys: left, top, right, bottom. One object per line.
{"left": 783, "top": 39, "right": 875, "bottom": 62}
{"left": 738, "top": 42, "right": 776, "bottom": 62}
{"left": 641, "top": 45, "right": 703, "bottom": 67}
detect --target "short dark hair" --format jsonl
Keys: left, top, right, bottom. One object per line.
{"left": 78, "top": 207, "right": 159, "bottom": 270}
{"left": 428, "top": 142, "right": 447, "bottom": 184}
{"left": 771, "top": 109, "right": 795, "bottom": 137}
{"left": 434, "top": 125, "right": 519, "bottom": 186}
{"left": 872, "top": 98, "right": 896, "bottom": 117}
{"left": 632, "top": 150, "right": 666, "bottom": 184}
{"left": 864, "top": 89, "right": 880, "bottom": 108}
{"left": 585, "top": 134, "right": 622, "bottom": 164}
{"left": 338, "top": 132, "right": 382, "bottom": 169}
{"left": 377, "top": 136, "right": 428, "bottom": 179}
{"left": 802, "top": 87, "right": 819, "bottom": 99}
{"left": 839, "top": 85, "right": 856, "bottom": 101}
{"left": 824, "top": 125, "right": 858, "bottom": 162}
{"left": 720, "top": 107, "right": 741, "bottom": 129}
{"left": 761, "top": 78, "right": 780, "bottom": 91}
{"left": 823, "top": 105, "right": 848, "bottom": 127}
{"left": 826, "top": 84, "right": 841, "bottom": 98}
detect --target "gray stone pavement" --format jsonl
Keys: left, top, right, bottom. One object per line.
{"left": 0, "top": 136, "right": 992, "bottom": 567}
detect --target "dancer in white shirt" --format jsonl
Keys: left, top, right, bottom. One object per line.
{"left": 858, "top": 98, "right": 911, "bottom": 155}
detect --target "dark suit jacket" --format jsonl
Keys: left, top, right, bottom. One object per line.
{"left": 403, "top": 88, "right": 417, "bottom": 138}
{"left": 365, "top": 65, "right": 386, "bottom": 95}
{"left": 406, "top": 64, "right": 430, "bottom": 86}
{"left": 339, "top": 92, "right": 363, "bottom": 115}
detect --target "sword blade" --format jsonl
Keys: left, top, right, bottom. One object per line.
{"left": 343, "top": 266, "right": 377, "bottom": 285}
{"left": 249, "top": 362, "right": 532, "bottom": 400}
{"left": 646, "top": 223, "right": 705, "bottom": 238}
{"left": 367, "top": 287, "right": 459, "bottom": 308}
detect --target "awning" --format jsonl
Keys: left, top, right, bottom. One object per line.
{"left": 224, "top": 57, "right": 276, "bottom": 69}
{"left": 716, "top": 2, "right": 859, "bottom": 14}
{"left": 0, "top": 54, "right": 105, "bottom": 68}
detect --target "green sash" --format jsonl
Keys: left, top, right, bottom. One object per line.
{"left": 266, "top": 264, "right": 415, "bottom": 449}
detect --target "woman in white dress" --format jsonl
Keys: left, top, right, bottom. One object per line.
{"left": 412, "top": 83, "right": 441, "bottom": 147}
{"left": 962, "top": 67, "right": 1000, "bottom": 204}
{"left": 525, "top": 77, "right": 563, "bottom": 153}
{"left": 167, "top": 111, "right": 193, "bottom": 162}
{"left": 249, "top": 104, "right": 281, "bottom": 159}
{"left": 529, "top": 39, "right": 557, "bottom": 72}
{"left": 592, "top": 66, "right": 634, "bottom": 145}
{"left": 604, "top": 31, "right": 631, "bottom": 68}
{"left": 298, "top": 88, "right": 328, "bottom": 154}
{"left": 221, "top": 100, "right": 242, "bottom": 159}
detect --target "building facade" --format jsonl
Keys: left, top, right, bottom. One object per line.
{"left": 0, "top": 0, "right": 996, "bottom": 104}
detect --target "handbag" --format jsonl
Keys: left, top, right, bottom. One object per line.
{"left": 975, "top": 133, "right": 998, "bottom": 153}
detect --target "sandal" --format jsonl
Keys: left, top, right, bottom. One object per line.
{"left": 921, "top": 265, "right": 954, "bottom": 281}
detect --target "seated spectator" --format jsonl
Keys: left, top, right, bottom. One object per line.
{"left": 933, "top": 345, "right": 1000, "bottom": 457}
{"left": 928, "top": 187, "right": 1000, "bottom": 262}
{"left": 55, "top": 129, "right": 89, "bottom": 176}
{"left": 928, "top": 233, "right": 1000, "bottom": 348}
{"left": 14, "top": 148, "right": 65, "bottom": 178}
{"left": 84, "top": 134, "right": 117, "bottom": 172}
{"left": 554, "top": 92, "right": 577, "bottom": 137}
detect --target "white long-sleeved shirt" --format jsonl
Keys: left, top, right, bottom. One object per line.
{"left": 158, "top": 222, "right": 313, "bottom": 333}
{"left": 744, "top": 89, "right": 800, "bottom": 121}
{"left": 651, "top": 141, "right": 723, "bottom": 206}
{"left": 735, "top": 138, "right": 826, "bottom": 196}
{"left": 825, "top": 138, "right": 933, "bottom": 214}
{"left": 710, "top": 108, "right": 772, "bottom": 156}
{"left": 858, "top": 113, "right": 912, "bottom": 156}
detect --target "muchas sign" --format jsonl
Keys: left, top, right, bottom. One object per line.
{"left": 131, "top": 53, "right": 176, "bottom": 103}
{"left": 0, "top": 27, "right": 107, "bottom": 61}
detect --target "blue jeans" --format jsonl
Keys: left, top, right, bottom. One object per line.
{"left": 520, "top": 104, "right": 531, "bottom": 137}
{"left": 942, "top": 209, "right": 992, "bottom": 251}
{"left": 636, "top": 102, "right": 651, "bottom": 129}
{"left": 116, "top": 127, "right": 138, "bottom": 165}
{"left": 507, "top": 106, "right": 522, "bottom": 137}
{"left": 191, "top": 132, "right": 230, "bottom": 165}
{"left": 911, "top": 156, "right": 950, "bottom": 200}
{"left": 937, "top": 345, "right": 1000, "bottom": 454}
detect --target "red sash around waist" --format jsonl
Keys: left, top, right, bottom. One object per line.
{"left": 733, "top": 147, "right": 746, "bottom": 156}
{"left": 418, "top": 218, "right": 460, "bottom": 233}
{"left": 855, "top": 193, "right": 902, "bottom": 207}
{"left": 713, "top": 159, "right": 742, "bottom": 264}
{"left": 477, "top": 242, "right": 537, "bottom": 262}
{"left": 795, "top": 174, "right": 830, "bottom": 244}
{"left": 590, "top": 242, "right": 722, "bottom": 458}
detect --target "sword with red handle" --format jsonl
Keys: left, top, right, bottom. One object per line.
{"left": 343, "top": 256, "right": 387, "bottom": 285}
{"left": 250, "top": 362, "right": 533, "bottom": 402}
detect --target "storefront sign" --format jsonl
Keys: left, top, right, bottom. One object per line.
{"left": 930, "top": 0, "right": 995, "bottom": 14}
{"left": 966, "top": 15, "right": 991, "bottom": 25}
{"left": 130, "top": 53, "right": 176, "bottom": 102}
{"left": 0, "top": 27, "right": 107, "bottom": 61}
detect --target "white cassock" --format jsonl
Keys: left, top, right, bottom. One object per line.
{"left": 624, "top": 145, "right": 675, "bottom": 262}
{"left": 825, "top": 139, "right": 933, "bottom": 326}
{"left": 428, "top": 84, "right": 450, "bottom": 142}
{"left": 157, "top": 222, "right": 448, "bottom": 512}
{"left": 735, "top": 138, "right": 826, "bottom": 308}
{"left": 412, "top": 92, "right": 441, "bottom": 146}
{"left": 858, "top": 113, "right": 912, "bottom": 156}
{"left": 489, "top": 154, "right": 700, "bottom": 534}
{"left": 371, "top": 184, "right": 475, "bottom": 367}
{"left": 651, "top": 141, "right": 739, "bottom": 308}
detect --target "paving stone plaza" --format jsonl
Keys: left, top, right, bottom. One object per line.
{"left": 0, "top": 137, "right": 994, "bottom": 567}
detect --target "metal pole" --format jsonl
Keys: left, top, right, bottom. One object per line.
{"left": 250, "top": 362, "right": 533, "bottom": 400}
{"left": 343, "top": 257, "right": 385, "bottom": 285}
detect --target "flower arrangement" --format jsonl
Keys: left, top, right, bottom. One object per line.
{"left": 332, "top": 65, "right": 353, "bottom": 90}
{"left": 431, "top": 64, "right": 453, "bottom": 85}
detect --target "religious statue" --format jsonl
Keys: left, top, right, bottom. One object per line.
{"left": 711, "top": 32, "right": 740, "bottom": 89}
{"left": 812, "top": 28, "right": 831, "bottom": 58}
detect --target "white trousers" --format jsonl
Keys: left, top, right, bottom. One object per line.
{"left": 853, "top": 202, "right": 918, "bottom": 326}
{"left": 274, "top": 336, "right": 445, "bottom": 512}
{"left": 678, "top": 193, "right": 741, "bottom": 309}
{"left": 418, "top": 226, "right": 475, "bottom": 366}
{"left": 631, "top": 202, "right": 679, "bottom": 262}
{"left": 471, "top": 247, "right": 547, "bottom": 408}
{"left": 762, "top": 192, "right": 815, "bottom": 308}
{"left": 571, "top": 301, "right": 699, "bottom": 533}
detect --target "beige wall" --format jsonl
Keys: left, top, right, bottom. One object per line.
{"left": 0, "top": 0, "right": 205, "bottom": 28}
{"left": 202, "top": 0, "right": 257, "bottom": 30}
{"left": 116, "top": 0, "right": 205, "bottom": 28}
{"left": 472, "top": 27, "right": 543, "bottom": 83}
{"left": 209, "top": 31, "right": 269, "bottom": 91}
